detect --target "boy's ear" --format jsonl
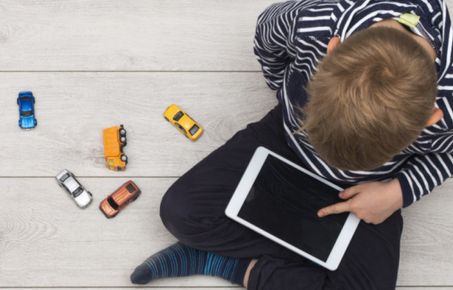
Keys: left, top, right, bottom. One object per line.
{"left": 327, "top": 36, "right": 341, "bottom": 54}
{"left": 426, "top": 108, "right": 444, "bottom": 126}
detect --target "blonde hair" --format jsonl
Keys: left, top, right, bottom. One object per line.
{"left": 301, "top": 26, "right": 437, "bottom": 171}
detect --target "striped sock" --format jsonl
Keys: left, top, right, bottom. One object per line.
{"left": 130, "top": 243, "right": 250, "bottom": 285}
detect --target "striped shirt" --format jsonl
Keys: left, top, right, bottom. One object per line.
{"left": 253, "top": 0, "right": 453, "bottom": 207}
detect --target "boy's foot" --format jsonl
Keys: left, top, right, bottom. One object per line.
{"left": 130, "top": 242, "right": 250, "bottom": 285}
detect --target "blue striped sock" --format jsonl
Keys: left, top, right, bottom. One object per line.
{"left": 130, "top": 243, "right": 250, "bottom": 285}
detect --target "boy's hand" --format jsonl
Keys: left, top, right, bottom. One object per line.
{"left": 317, "top": 179, "right": 403, "bottom": 224}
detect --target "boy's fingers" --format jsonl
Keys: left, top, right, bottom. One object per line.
{"left": 339, "top": 186, "right": 361, "bottom": 199}
{"left": 318, "top": 201, "right": 351, "bottom": 217}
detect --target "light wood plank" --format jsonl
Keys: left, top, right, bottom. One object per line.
{"left": 399, "top": 181, "right": 453, "bottom": 285}
{"left": 11, "top": 288, "right": 240, "bottom": 290}
{"left": 0, "top": 0, "right": 276, "bottom": 71}
{"left": 1, "top": 178, "right": 453, "bottom": 287}
{"left": 0, "top": 72, "right": 276, "bottom": 177}
{"left": 10, "top": 289, "right": 242, "bottom": 290}
{"left": 1, "top": 0, "right": 453, "bottom": 71}
{"left": 18, "top": 286, "right": 453, "bottom": 290}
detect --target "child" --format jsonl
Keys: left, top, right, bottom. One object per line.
{"left": 131, "top": 0, "right": 453, "bottom": 289}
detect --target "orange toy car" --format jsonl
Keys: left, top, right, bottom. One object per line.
{"left": 103, "top": 125, "right": 128, "bottom": 171}
{"left": 99, "top": 180, "right": 141, "bottom": 218}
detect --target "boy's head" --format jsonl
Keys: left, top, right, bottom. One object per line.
{"left": 302, "top": 25, "right": 439, "bottom": 171}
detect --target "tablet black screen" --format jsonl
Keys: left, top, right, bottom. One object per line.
{"left": 237, "top": 155, "right": 349, "bottom": 262}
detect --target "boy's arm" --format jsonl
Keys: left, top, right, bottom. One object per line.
{"left": 394, "top": 0, "right": 453, "bottom": 207}
{"left": 395, "top": 151, "right": 453, "bottom": 207}
{"left": 317, "top": 151, "right": 453, "bottom": 224}
{"left": 254, "top": 1, "right": 301, "bottom": 90}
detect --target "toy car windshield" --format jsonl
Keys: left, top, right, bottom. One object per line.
{"left": 21, "top": 110, "right": 33, "bottom": 117}
{"left": 189, "top": 125, "right": 199, "bottom": 135}
{"left": 60, "top": 173, "right": 70, "bottom": 182}
{"left": 126, "top": 183, "right": 136, "bottom": 193}
{"left": 107, "top": 196, "right": 119, "bottom": 210}
{"left": 73, "top": 187, "right": 83, "bottom": 197}
{"left": 173, "top": 111, "right": 184, "bottom": 121}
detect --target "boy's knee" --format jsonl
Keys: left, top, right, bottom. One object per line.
{"left": 159, "top": 174, "right": 234, "bottom": 248}
{"left": 160, "top": 184, "right": 186, "bottom": 234}
{"left": 159, "top": 181, "right": 204, "bottom": 240}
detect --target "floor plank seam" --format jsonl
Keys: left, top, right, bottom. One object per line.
{"left": 0, "top": 287, "right": 241, "bottom": 289}
{"left": 0, "top": 71, "right": 262, "bottom": 73}
{"left": 0, "top": 176, "right": 180, "bottom": 178}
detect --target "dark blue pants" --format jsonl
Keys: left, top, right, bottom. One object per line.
{"left": 160, "top": 105, "right": 403, "bottom": 290}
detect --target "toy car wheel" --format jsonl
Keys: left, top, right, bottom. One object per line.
{"left": 120, "top": 136, "right": 127, "bottom": 144}
{"left": 120, "top": 128, "right": 127, "bottom": 136}
{"left": 121, "top": 154, "right": 128, "bottom": 163}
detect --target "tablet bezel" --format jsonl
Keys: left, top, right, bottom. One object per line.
{"left": 225, "top": 146, "right": 360, "bottom": 271}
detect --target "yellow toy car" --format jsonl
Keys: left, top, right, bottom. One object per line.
{"left": 103, "top": 125, "right": 128, "bottom": 171}
{"left": 164, "top": 104, "right": 203, "bottom": 141}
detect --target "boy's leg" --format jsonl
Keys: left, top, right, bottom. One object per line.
{"left": 159, "top": 105, "right": 305, "bottom": 260}
{"left": 247, "top": 210, "right": 403, "bottom": 290}
{"left": 131, "top": 105, "right": 301, "bottom": 285}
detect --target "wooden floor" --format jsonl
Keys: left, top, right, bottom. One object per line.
{"left": 1, "top": 0, "right": 453, "bottom": 289}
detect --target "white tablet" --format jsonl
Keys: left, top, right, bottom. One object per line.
{"left": 225, "top": 146, "right": 360, "bottom": 271}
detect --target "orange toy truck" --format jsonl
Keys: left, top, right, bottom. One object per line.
{"left": 103, "top": 125, "right": 128, "bottom": 171}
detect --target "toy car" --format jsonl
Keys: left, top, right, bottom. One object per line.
{"left": 103, "top": 125, "right": 128, "bottom": 171}
{"left": 164, "top": 104, "right": 203, "bottom": 141}
{"left": 99, "top": 180, "right": 141, "bottom": 218}
{"left": 56, "top": 169, "right": 93, "bottom": 208}
{"left": 17, "top": 91, "right": 37, "bottom": 129}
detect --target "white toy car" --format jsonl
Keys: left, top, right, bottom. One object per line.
{"left": 56, "top": 169, "right": 93, "bottom": 208}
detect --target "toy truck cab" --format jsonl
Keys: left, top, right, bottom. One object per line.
{"left": 103, "top": 125, "right": 128, "bottom": 171}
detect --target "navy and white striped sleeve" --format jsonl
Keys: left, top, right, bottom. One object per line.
{"left": 387, "top": 0, "right": 453, "bottom": 208}
{"left": 396, "top": 143, "right": 453, "bottom": 207}
{"left": 254, "top": 1, "right": 301, "bottom": 90}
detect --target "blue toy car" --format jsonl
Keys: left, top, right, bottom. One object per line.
{"left": 17, "top": 91, "right": 37, "bottom": 129}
